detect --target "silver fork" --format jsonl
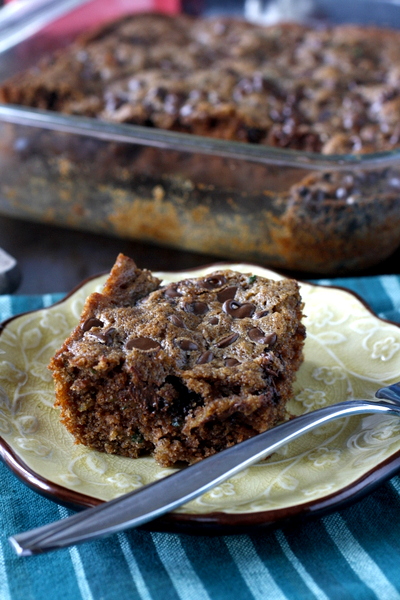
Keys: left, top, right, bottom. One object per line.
{"left": 9, "top": 382, "right": 400, "bottom": 556}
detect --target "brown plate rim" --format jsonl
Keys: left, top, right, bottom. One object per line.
{"left": 1, "top": 262, "right": 400, "bottom": 534}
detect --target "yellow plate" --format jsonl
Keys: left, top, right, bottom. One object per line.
{"left": 1, "top": 264, "right": 400, "bottom": 529}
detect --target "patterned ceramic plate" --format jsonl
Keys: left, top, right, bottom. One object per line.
{"left": 1, "top": 264, "right": 400, "bottom": 533}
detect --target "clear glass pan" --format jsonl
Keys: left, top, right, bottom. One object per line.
{"left": 0, "top": 0, "right": 399, "bottom": 274}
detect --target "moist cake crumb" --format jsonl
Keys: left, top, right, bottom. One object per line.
{"left": 49, "top": 254, "right": 306, "bottom": 466}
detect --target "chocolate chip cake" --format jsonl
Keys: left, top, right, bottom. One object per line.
{"left": 3, "top": 12, "right": 400, "bottom": 153}
{"left": 49, "top": 255, "right": 305, "bottom": 467}
{"left": 1, "top": 13, "right": 400, "bottom": 275}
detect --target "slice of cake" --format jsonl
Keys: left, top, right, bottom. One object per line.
{"left": 49, "top": 254, "right": 306, "bottom": 466}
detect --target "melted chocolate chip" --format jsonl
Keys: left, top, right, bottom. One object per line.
{"left": 164, "top": 285, "right": 181, "bottom": 298}
{"left": 82, "top": 317, "right": 104, "bottom": 331}
{"left": 184, "top": 301, "right": 208, "bottom": 315}
{"left": 264, "top": 367, "right": 278, "bottom": 377}
{"left": 126, "top": 337, "right": 161, "bottom": 351}
{"left": 169, "top": 314, "right": 185, "bottom": 328}
{"left": 201, "top": 274, "right": 227, "bottom": 290}
{"left": 225, "top": 357, "right": 240, "bottom": 367}
{"left": 90, "top": 327, "right": 116, "bottom": 345}
{"left": 217, "top": 286, "right": 238, "bottom": 303}
{"left": 222, "top": 300, "right": 255, "bottom": 319}
{"left": 197, "top": 350, "right": 214, "bottom": 364}
{"left": 216, "top": 332, "right": 239, "bottom": 348}
{"left": 209, "top": 317, "right": 219, "bottom": 325}
{"left": 265, "top": 332, "right": 278, "bottom": 346}
{"left": 255, "top": 310, "right": 270, "bottom": 319}
{"left": 248, "top": 328, "right": 277, "bottom": 346}
{"left": 297, "top": 324, "right": 306, "bottom": 337}
{"left": 177, "top": 338, "right": 199, "bottom": 351}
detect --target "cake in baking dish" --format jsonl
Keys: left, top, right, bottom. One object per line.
{"left": 2, "top": 13, "right": 400, "bottom": 276}
{"left": 49, "top": 254, "right": 305, "bottom": 466}
{"left": 2, "top": 12, "right": 400, "bottom": 154}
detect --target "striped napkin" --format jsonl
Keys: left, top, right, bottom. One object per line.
{"left": 1, "top": 274, "right": 400, "bottom": 600}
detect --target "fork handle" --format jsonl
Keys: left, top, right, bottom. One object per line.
{"left": 376, "top": 382, "right": 400, "bottom": 404}
{"left": 9, "top": 399, "right": 400, "bottom": 556}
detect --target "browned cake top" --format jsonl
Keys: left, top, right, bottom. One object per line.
{"left": 3, "top": 13, "right": 400, "bottom": 153}
{"left": 66, "top": 264, "right": 302, "bottom": 394}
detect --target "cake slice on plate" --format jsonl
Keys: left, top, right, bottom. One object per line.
{"left": 49, "top": 254, "right": 305, "bottom": 466}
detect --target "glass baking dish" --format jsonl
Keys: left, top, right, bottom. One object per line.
{"left": 0, "top": 0, "right": 399, "bottom": 275}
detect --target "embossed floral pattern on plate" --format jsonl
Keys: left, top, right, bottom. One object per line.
{"left": 1, "top": 264, "right": 400, "bottom": 516}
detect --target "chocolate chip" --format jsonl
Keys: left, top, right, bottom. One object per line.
{"left": 265, "top": 332, "right": 278, "bottom": 346}
{"left": 248, "top": 328, "right": 265, "bottom": 343}
{"left": 126, "top": 337, "right": 161, "bottom": 351}
{"left": 216, "top": 332, "right": 239, "bottom": 348}
{"left": 201, "top": 274, "right": 227, "bottom": 289}
{"left": 222, "top": 300, "right": 255, "bottom": 319}
{"left": 255, "top": 310, "right": 270, "bottom": 319}
{"left": 169, "top": 314, "right": 185, "bottom": 328}
{"left": 82, "top": 317, "right": 104, "bottom": 331}
{"left": 225, "top": 357, "right": 240, "bottom": 366}
{"left": 164, "top": 285, "right": 181, "bottom": 298}
{"left": 248, "top": 328, "right": 277, "bottom": 346}
{"left": 89, "top": 327, "right": 116, "bottom": 345}
{"left": 177, "top": 339, "right": 199, "bottom": 351}
{"left": 184, "top": 301, "right": 208, "bottom": 315}
{"left": 197, "top": 350, "right": 214, "bottom": 364}
{"left": 246, "top": 128, "right": 264, "bottom": 143}
{"left": 264, "top": 367, "right": 278, "bottom": 377}
{"left": 217, "top": 286, "right": 238, "bottom": 303}
{"left": 209, "top": 317, "right": 219, "bottom": 325}
{"left": 297, "top": 324, "right": 306, "bottom": 337}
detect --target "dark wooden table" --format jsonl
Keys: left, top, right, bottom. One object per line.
{"left": 1, "top": 214, "right": 399, "bottom": 295}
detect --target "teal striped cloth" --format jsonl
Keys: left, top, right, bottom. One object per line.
{"left": 1, "top": 275, "right": 400, "bottom": 600}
